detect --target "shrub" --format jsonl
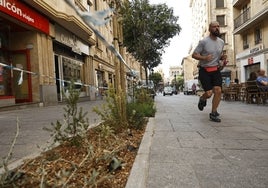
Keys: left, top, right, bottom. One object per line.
{"left": 93, "top": 86, "right": 128, "bottom": 131}
{"left": 44, "top": 80, "right": 89, "bottom": 146}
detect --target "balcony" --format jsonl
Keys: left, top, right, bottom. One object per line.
{"left": 234, "top": 7, "right": 250, "bottom": 30}
{"left": 233, "top": 0, "right": 242, "bottom": 7}
{"left": 234, "top": 7, "right": 268, "bottom": 34}
{"left": 233, "top": 0, "right": 250, "bottom": 7}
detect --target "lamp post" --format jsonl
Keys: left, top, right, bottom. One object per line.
{"left": 174, "top": 74, "right": 177, "bottom": 94}
{"left": 151, "top": 68, "right": 154, "bottom": 76}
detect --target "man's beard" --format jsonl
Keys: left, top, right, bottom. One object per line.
{"left": 212, "top": 30, "right": 221, "bottom": 37}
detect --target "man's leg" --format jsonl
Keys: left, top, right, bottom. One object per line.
{"left": 198, "top": 90, "right": 212, "bottom": 111}
{"left": 212, "top": 86, "right": 222, "bottom": 112}
{"left": 210, "top": 86, "right": 222, "bottom": 122}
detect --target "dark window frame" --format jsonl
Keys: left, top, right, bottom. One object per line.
{"left": 216, "top": 0, "right": 225, "bottom": 8}
{"left": 216, "top": 15, "right": 226, "bottom": 26}
{"left": 243, "top": 34, "right": 249, "bottom": 49}
{"left": 254, "top": 28, "right": 262, "bottom": 44}
{"left": 220, "top": 33, "right": 227, "bottom": 44}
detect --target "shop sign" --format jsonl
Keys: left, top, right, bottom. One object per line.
{"left": 250, "top": 44, "right": 263, "bottom": 54}
{"left": 55, "top": 25, "right": 89, "bottom": 55}
{"left": 250, "top": 47, "right": 260, "bottom": 54}
{"left": 0, "top": 0, "right": 49, "bottom": 34}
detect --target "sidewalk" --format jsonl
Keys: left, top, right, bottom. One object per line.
{"left": 126, "top": 93, "right": 268, "bottom": 188}
{"left": 1, "top": 95, "right": 268, "bottom": 187}
{"left": 0, "top": 100, "right": 103, "bottom": 171}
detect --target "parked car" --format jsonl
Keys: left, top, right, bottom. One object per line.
{"left": 172, "top": 87, "right": 178, "bottom": 95}
{"left": 163, "top": 86, "right": 173, "bottom": 96}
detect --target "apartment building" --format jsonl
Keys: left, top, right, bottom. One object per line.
{"left": 169, "top": 66, "right": 183, "bottom": 80}
{"left": 185, "top": 0, "right": 235, "bottom": 82}
{"left": 233, "top": 0, "right": 268, "bottom": 82}
{"left": 0, "top": 0, "right": 141, "bottom": 107}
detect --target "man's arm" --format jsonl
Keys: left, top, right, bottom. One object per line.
{"left": 192, "top": 52, "right": 213, "bottom": 61}
{"left": 261, "top": 80, "right": 268, "bottom": 86}
{"left": 257, "top": 78, "right": 268, "bottom": 86}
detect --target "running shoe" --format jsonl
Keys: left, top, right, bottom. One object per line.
{"left": 209, "top": 112, "right": 221, "bottom": 122}
{"left": 198, "top": 97, "right": 207, "bottom": 111}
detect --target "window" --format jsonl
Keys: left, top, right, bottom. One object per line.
{"left": 243, "top": 34, "right": 249, "bottom": 49}
{"left": 216, "top": 0, "right": 224, "bottom": 8}
{"left": 220, "top": 33, "right": 226, "bottom": 43}
{"left": 255, "top": 28, "right": 262, "bottom": 44}
{"left": 216, "top": 15, "right": 225, "bottom": 26}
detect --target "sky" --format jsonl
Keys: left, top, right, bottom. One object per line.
{"left": 149, "top": 0, "right": 192, "bottom": 77}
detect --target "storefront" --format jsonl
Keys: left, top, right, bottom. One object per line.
{"left": 53, "top": 24, "right": 90, "bottom": 101}
{"left": 0, "top": 0, "right": 50, "bottom": 107}
{"left": 236, "top": 44, "right": 267, "bottom": 83}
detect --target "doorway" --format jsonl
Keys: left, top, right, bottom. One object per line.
{"left": 12, "top": 50, "right": 32, "bottom": 103}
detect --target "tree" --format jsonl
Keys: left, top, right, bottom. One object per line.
{"left": 121, "top": 0, "right": 181, "bottom": 81}
{"left": 175, "top": 75, "right": 184, "bottom": 91}
{"left": 149, "top": 72, "right": 163, "bottom": 89}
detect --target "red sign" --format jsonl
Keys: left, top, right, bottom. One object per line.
{"left": 0, "top": 0, "right": 49, "bottom": 34}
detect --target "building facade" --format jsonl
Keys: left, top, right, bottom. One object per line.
{"left": 233, "top": 0, "right": 268, "bottom": 82}
{"left": 0, "top": 0, "right": 142, "bottom": 107}
{"left": 188, "top": 0, "right": 235, "bottom": 83}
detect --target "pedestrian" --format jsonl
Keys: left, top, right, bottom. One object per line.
{"left": 247, "top": 71, "right": 257, "bottom": 81}
{"left": 192, "top": 21, "right": 227, "bottom": 122}
{"left": 191, "top": 83, "right": 196, "bottom": 95}
{"left": 256, "top": 69, "right": 268, "bottom": 86}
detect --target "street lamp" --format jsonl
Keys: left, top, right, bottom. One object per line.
{"left": 151, "top": 68, "right": 154, "bottom": 76}
{"left": 174, "top": 74, "right": 177, "bottom": 94}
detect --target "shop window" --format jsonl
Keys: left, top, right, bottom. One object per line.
{"left": 62, "top": 57, "right": 82, "bottom": 91}
{"left": 254, "top": 28, "right": 262, "bottom": 44}
{"left": 216, "top": 0, "right": 225, "bottom": 8}
{"left": 216, "top": 15, "right": 225, "bottom": 26}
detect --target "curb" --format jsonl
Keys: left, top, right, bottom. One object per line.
{"left": 125, "top": 117, "right": 155, "bottom": 188}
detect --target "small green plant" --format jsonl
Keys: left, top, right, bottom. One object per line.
{"left": 44, "top": 80, "right": 89, "bottom": 146}
{"left": 94, "top": 84, "right": 156, "bottom": 131}
{"left": 95, "top": 124, "right": 115, "bottom": 139}
{"left": 125, "top": 87, "right": 156, "bottom": 129}
{"left": 93, "top": 85, "right": 128, "bottom": 131}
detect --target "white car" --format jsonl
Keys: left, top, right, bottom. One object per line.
{"left": 163, "top": 86, "right": 173, "bottom": 96}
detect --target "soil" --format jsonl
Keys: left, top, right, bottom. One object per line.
{"left": 2, "top": 125, "right": 146, "bottom": 188}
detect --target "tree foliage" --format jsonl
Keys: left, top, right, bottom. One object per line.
{"left": 149, "top": 72, "right": 163, "bottom": 88}
{"left": 121, "top": 0, "right": 181, "bottom": 78}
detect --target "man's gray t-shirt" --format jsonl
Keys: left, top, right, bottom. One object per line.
{"left": 194, "top": 36, "right": 224, "bottom": 67}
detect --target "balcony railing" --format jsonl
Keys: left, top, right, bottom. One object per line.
{"left": 232, "top": 0, "right": 239, "bottom": 6}
{"left": 234, "top": 7, "right": 251, "bottom": 29}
